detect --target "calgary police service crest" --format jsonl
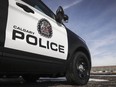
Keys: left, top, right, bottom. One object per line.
{"left": 37, "top": 19, "right": 52, "bottom": 38}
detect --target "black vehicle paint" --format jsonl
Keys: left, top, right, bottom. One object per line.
{"left": 0, "top": 0, "right": 91, "bottom": 85}
{"left": 0, "top": 0, "right": 8, "bottom": 55}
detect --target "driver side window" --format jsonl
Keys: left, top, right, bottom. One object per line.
{"left": 22, "top": 0, "right": 55, "bottom": 19}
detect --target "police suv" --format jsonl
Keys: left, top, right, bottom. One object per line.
{"left": 0, "top": 0, "right": 91, "bottom": 85}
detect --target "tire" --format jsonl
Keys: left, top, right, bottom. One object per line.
{"left": 66, "top": 52, "right": 91, "bottom": 85}
{"left": 23, "top": 75, "right": 39, "bottom": 82}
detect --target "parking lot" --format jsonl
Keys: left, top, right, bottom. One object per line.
{"left": 0, "top": 75, "right": 116, "bottom": 87}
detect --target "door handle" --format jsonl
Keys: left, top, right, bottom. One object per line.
{"left": 16, "top": 2, "right": 34, "bottom": 14}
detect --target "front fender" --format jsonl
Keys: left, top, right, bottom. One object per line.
{"left": 66, "top": 29, "right": 91, "bottom": 66}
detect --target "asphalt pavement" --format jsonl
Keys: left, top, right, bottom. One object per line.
{"left": 0, "top": 75, "right": 116, "bottom": 87}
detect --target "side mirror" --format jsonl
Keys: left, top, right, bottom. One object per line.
{"left": 56, "top": 6, "right": 64, "bottom": 15}
{"left": 56, "top": 6, "right": 69, "bottom": 23}
{"left": 64, "top": 14, "right": 69, "bottom": 23}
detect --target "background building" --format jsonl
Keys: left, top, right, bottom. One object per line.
{"left": 91, "top": 66, "right": 116, "bottom": 74}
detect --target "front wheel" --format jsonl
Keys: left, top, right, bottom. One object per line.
{"left": 66, "top": 52, "right": 91, "bottom": 85}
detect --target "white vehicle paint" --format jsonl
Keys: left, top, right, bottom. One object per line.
{"left": 5, "top": 0, "right": 68, "bottom": 60}
{"left": 0, "top": 0, "right": 91, "bottom": 85}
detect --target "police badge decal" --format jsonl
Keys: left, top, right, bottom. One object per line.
{"left": 37, "top": 19, "right": 53, "bottom": 38}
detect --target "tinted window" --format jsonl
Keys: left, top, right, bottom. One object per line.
{"left": 22, "top": 0, "right": 55, "bottom": 19}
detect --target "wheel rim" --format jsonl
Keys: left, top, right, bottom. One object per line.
{"left": 77, "top": 58, "right": 90, "bottom": 79}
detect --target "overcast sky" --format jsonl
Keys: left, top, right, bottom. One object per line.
{"left": 43, "top": 0, "right": 116, "bottom": 66}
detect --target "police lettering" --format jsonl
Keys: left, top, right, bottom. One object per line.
{"left": 13, "top": 25, "right": 35, "bottom": 35}
{"left": 12, "top": 30, "right": 65, "bottom": 53}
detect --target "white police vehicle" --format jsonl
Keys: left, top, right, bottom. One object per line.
{"left": 0, "top": 0, "right": 91, "bottom": 85}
